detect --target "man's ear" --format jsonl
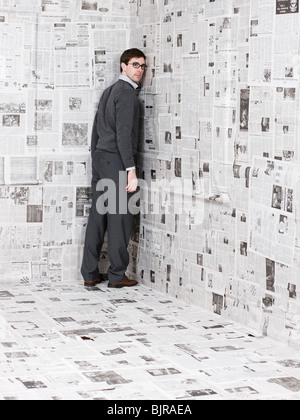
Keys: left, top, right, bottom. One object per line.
{"left": 121, "top": 62, "right": 127, "bottom": 74}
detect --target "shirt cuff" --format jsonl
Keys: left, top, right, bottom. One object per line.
{"left": 126, "top": 166, "right": 136, "bottom": 171}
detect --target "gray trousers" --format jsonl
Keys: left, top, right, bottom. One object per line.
{"left": 81, "top": 150, "right": 133, "bottom": 284}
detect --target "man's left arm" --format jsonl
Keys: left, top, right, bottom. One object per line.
{"left": 126, "top": 168, "right": 138, "bottom": 193}
{"left": 115, "top": 93, "right": 138, "bottom": 192}
{"left": 90, "top": 111, "right": 99, "bottom": 157}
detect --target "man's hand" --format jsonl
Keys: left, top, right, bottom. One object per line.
{"left": 126, "top": 169, "right": 138, "bottom": 193}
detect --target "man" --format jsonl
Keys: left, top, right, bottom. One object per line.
{"left": 81, "top": 48, "right": 147, "bottom": 289}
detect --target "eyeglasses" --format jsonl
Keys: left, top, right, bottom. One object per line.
{"left": 127, "top": 62, "right": 148, "bottom": 71}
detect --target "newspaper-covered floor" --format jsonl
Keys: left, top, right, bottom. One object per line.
{"left": 0, "top": 282, "right": 299, "bottom": 400}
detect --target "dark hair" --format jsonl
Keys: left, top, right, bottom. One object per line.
{"left": 120, "top": 48, "right": 146, "bottom": 73}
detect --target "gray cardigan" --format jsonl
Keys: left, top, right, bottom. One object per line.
{"left": 91, "top": 79, "right": 140, "bottom": 170}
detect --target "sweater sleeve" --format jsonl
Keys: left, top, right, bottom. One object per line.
{"left": 115, "top": 91, "right": 136, "bottom": 169}
{"left": 90, "top": 111, "right": 99, "bottom": 158}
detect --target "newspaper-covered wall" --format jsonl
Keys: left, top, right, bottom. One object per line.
{"left": 1, "top": 0, "right": 300, "bottom": 348}
{"left": 0, "top": 0, "right": 132, "bottom": 283}
{"left": 130, "top": 0, "right": 300, "bottom": 348}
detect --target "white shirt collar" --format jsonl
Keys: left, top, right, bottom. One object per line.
{"left": 119, "top": 75, "right": 139, "bottom": 90}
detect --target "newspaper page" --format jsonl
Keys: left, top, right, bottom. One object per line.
{"left": 54, "top": 22, "right": 92, "bottom": 88}
{"left": 248, "top": 157, "right": 299, "bottom": 266}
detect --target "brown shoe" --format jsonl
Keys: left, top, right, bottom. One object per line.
{"left": 108, "top": 278, "right": 138, "bottom": 289}
{"left": 84, "top": 274, "right": 107, "bottom": 287}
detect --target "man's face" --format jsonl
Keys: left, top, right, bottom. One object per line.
{"left": 121, "top": 57, "right": 146, "bottom": 84}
